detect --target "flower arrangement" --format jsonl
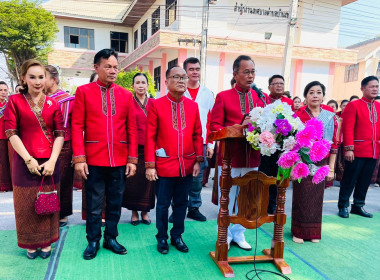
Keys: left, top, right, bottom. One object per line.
{"left": 246, "top": 100, "right": 331, "bottom": 184}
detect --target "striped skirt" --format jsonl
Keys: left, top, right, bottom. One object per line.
{"left": 12, "top": 153, "right": 60, "bottom": 249}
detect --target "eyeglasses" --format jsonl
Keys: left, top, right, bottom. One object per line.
{"left": 168, "top": 75, "right": 189, "bottom": 82}
{"left": 270, "top": 82, "right": 284, "bottom": 86}
{"left": 240, "top": 70, "right": 256, "bottom": 76}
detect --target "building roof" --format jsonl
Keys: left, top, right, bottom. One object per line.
{"left": 42, "top": 0, "right": 156, "bottom": 26}
{"left": 347, "top": 37, "right": 380, "bottom": 61}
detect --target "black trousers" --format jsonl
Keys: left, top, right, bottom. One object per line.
{"left": 259, "top": 152, "right": 280, "bottom": 213}
{"left": 338, "top": 157, "right": 377, "bottom": 209}
{"left": 85, "top": 165, "right": 126, "bottom": 242}
{"left": 156, "top": 175, "right": 192, "bottom": 241}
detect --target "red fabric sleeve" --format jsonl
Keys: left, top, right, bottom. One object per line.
{"left": 341, "top": 102, "right": 355, "bottom": 151}
{"left": 193, "top": 104, "right": 204, "bottom": 162}
{"left": 71, "top": 87, "right": 86, "bottom": 163}
{"left": 330, "top": 115, "right": 340, "bottom": 153}
{"left": 4, "top": 96, "right": 19, "bottom": 138}
{"left": 144, "top": 101, "right": 158, "bottom": 168}
{"left": 206, "top": 110, "right": 212, "bottom": 145}
{"left": 53, "top": 101, "right": 65, "bottom": 138}
{"left": 125, "top": 93, "right": 138, "bottom": 164}
{"left": 210, "top": 93, "right": 225, "bottom": 131}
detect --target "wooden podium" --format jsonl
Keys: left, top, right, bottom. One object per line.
{"left": 208, "top": 125, "right": 292, "bottom": 278}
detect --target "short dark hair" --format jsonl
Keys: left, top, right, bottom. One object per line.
{"left": 89, "top": 72, "right": 98, "bottom": 83}
{"left": 0, "top": 81, "right": 8, "bottom": 88}
{"left": 349, "top": 95, "right": 359, "bottom": 101}
{"left": 233, "top": 55, "right": 254, "bottom": 73}
{"left": 361, "top": 75, "right": 379, "bottom": 87}
{"left": 340, "top": 99, "right": 349, "bottom": 107}
{"left": 327, "top": 99, "right": 338, "bottom": 108}
{"left": 94, "top": 49, "right": 118, "bottom": 65}
{"left": 183, "top": 57, "right": 200, "bottom": 71}
{"left": 230, "top": 77, "right": 236, "bottom": 88}
{"left": 268, "top": 74, "right": 284, "bottom": 86}
{"left": 165, "top": 65, "right": 180, "bottom": 78}
{"left": 293, "top": 96, "right": 301, "bottom": 102}
{"left": 132, "top": 72, "right": 149, "bottom": 85}
{"left": 375, "top": 95, "right": 380, "bottom": 100}
{"left": 303, "top": 81, "right": 326, "bottom": 98}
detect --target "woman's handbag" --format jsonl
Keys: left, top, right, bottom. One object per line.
{"left": 35, "top": 176, "right": 60, "bottom": 215}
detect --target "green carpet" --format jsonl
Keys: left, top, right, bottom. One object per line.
{"left": 0, "top": 230, "right": 50, "bottom": 280}
{"left": 2, "top": 215, "right": 380, "bottom": 280}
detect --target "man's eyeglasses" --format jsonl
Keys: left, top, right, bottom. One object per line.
{"left": 270, "top": 82, "right": 285, "bottom": 86}
{"left": 168, "top": 75, "right": 189, "bottom": 82}
{"left": 240, "top": 70, "right": 256, "bottom": 76}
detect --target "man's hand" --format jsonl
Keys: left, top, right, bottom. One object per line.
{"left": 344, "top": 151, "right": 354, "bottom": 162}
{"left": 206, "top": 147, "right": 214, "bottom": 159}
{"left": 193, "top": 162, "right": 200, "bottom": 177}
{"left": 241, "top": 115, "right": 250, "bottom": 126}
{"left": 75, "top": 162, "right": 89, "bottom": 180}
{"left": 146, "top": 168, "right": 158, "bottom": 181}
{"left": 126, "top": 163, "right": 137, "bottom": 178}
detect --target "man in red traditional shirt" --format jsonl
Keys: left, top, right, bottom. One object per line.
{"left": 338, "top": 76, "right": 380, "bottom": 218}
{"left": 211, "top": 55, "right": 270, "bottom": 251}
{"left": 72, "top": 49, "right": 138, "bottom": 260}
{"left": 145, "top": 66, "right": 204, "bottom": 254}
{"left": 259, "top": 75, "right": 293, "bottom": 214}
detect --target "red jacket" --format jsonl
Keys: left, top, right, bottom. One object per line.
{"left": 4, "top": 94, "right": 65, "bottom": 158}
{"left": 210, "top": 85, "right": 270, "bottom": 168}
{"left": 145, "top": 94, "right": 204, "bottom": 177}
{"left": 71, "top": 80, "right": 138, "bottom": 167}
{"left": 0, "top": 101, "right": 7, "bottom": 140}
{"left": 269, "top": 95, "right": 293, "bottom": 107}
{"left": 342, "top": 97, "right": 380, "bottom": 159}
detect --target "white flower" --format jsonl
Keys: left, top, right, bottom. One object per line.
{"left": 259, "top": 143, "right": 278, "bottom": 156}
{"left": 308, "top": 164, "right": 318, "bottom": 176}
{"left": 47, "top": 100, "right": 52, "bottom": 107}
{"left": 282, "top": 136, "right": 296, "bottom": 151}
{"left": 249, "top": 107, "right": 263, "bottom": 123}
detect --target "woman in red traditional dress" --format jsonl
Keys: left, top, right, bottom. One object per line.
{"left": 335, "top": 99, "right": 349, "bottom": 183}
{"left": 45, "top": 65, "right": 75, "bottom": 227}
{"left": 0, "top": 81, "right": 12, "bottom": 192}
{"left": 4, "top": 59, "right": 65, "bottom": 259}
{"left": 292, "top": 81, "right": 339, "bottom": 244}
{"left": 122, "top": 73, "right": 155, "bottom": 225}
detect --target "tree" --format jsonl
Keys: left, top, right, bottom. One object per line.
{"left": 115, "top": 68, "right": 156, "bottom": 97}
{"left": 0, "top": 0, "right": 58, "bottom": 83}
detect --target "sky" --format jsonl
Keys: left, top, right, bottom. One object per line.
{"left": 1, "top": 0, "right": 380, "bottom": 86}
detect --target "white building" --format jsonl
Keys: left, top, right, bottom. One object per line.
{"left": 44, "top": 0, "right": 357, "bottom": 98}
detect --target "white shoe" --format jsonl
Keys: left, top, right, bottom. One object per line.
{"left": 292, "top": 236, "right": 304, "bottom": 244}
{"left": 311, "top": 239, "right": 320, "bottom": 243}
{"left": 232, "top": 240, "right": 252, "bottom": 251}
{"left": 228, "top": 242, "right": 230, "bottom": 250}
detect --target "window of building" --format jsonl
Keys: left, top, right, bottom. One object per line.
{"left": 344, "top": 63, "right": 359, "bottom": 83}
{"left": 110, "top": 32, "right": 128, "bottom": 53}
{"left": 134, "top": 30, "right": 138, "bottom": 50}
{"left": 165, "top": 0, "right": 177, "bottom": 27}
{"left": 64, "top": 26, "right": 95, "bottom": 50}
{"left": 152, "top": 7, "right": 160, "bottom": 35}
{"left": 168, "top": 58, "right": 178, "bottom": 69}
{"left": 154, "top": 66, "right": 161, "bottom": 91}
{"left": 141, "top": 21, "right": 148, "bottom": 44}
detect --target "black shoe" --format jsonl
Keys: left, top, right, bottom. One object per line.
{"left": 131, "top": 219, "right": 140, "bottom": 226}
{"left": 171, "top": 237, "right": 189, "bottom": 253}
{"left": 187, "top": 208, "right": 206, "bottom": 222}
{"left": 59, "top": 221, "right": 67, "bottom": 227}
{"left": 103, "top": 238, "right": 127, "bottom": 255}
{"left": 169, "top": 214, "right": 173, "bottom": 223}
{"left": 350, "top": 204, "right": 373, "bottom": 218}
{"left": 27, "top": 250, "right": 39, "bottom": 260}
{"left": 40, "top": 250, "right": 51, "bottom": 259}
{"left": 157, "top": 239, "right": 169, "bottom": 254}
{"left": 338, "top": 207, "right": 349, "bottom": 218}
{"left": 83, "top": 242, "right": 100, "bottom": 260}
{"left": 141, "top": 218, "right": 151, "bottom": 225}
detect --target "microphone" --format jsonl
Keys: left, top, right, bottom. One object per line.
{"left": 250, "top": 83, "right": 267, "bottom": 105}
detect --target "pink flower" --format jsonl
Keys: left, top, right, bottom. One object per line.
{"left": 291, "top": 162, "right": 310, "bottom": 180}
{"left": 259, "top": 131, "right": 275, "bottom": 148}
{"left": 296, "top": 126, "right": 315, "bottom": 148}
{"left": 309, "top": 139, "right": 331, "bottom": 162}
{"left": 305, "top": 118, "right": 324, "bottom": 140}
{"left": 277, "top": 151, "right": 300, "bottom": 169}
{"left": 312, "top": 165, "right": 330, "bottom": 184}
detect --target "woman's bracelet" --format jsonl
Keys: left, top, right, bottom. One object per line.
{"left": 329, "top": 169, "right": 334, "bottom": 172}
{"left": 25, "top": 157, "right": 33, "bottom": 165}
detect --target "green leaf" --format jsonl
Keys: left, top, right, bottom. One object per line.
{"left": 277, "top": 113, "right": 285, "bottom": 119}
